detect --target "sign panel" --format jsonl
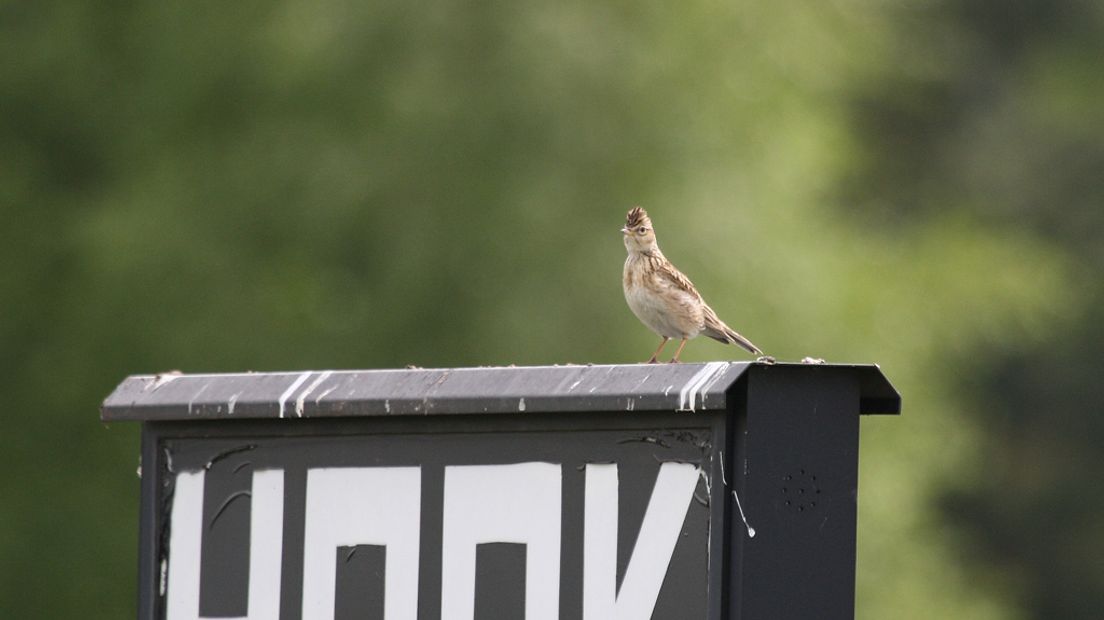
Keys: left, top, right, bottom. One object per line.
{"left": 149, "top": 421, "right": 718, "bottom": 620}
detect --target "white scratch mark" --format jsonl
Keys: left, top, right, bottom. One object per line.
{"left": 384, "top": 400, "right": 391, "bottom": 413}
{"left": 664, "top": 384, "right": 674, "bottom": 396}
{"left": 698, "top": 362, "right": 732, "bottom": 407}
{"left": 227, "top": 392, "right": 241, "bottom": 415}
{"left": 277, "top": 371, "right": 312, "bottom": 419}
{"left": 732, "top": 488, "right": 756, "bottom": 538}
{"left": 518, "top": 398, "right": 526, "bottom": 411}
{"left": 625, "top": 398, "right": 635, "bottom": 411}
{"left": 677, "top": 362, "right": 728, "bottom": 412}
{"left": 159, "top": 558, "right": 167, "bottom": 596}
{"left": 187, "top": 383, "right": 210, "bottom": 415}
{"left": 568, "top": 379, "right": 582, "bottom": 391}
{"left": 295, "top": 370, "right": 333, "bottom": 417}
{"left": 706, "top": 468, "right": 714, "bottom": 580}
{"left": 315, "top": 386, "right": 337, "bottom": 404}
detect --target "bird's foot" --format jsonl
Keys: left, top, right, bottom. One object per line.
{"left": 756, "top": 355, "right": 776, "bottom": 364}
{"left": 667, "top": 358, "right": 681, "bottom": 364}
{"left": 646, "top": 357, "right": 659, "bottom": 364}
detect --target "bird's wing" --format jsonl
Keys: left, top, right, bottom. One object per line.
{"left": 652, "top": 260, "right": 704, "bottom": 302}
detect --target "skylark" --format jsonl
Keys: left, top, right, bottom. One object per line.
{"left": 622, "top": 206, "right": 765, "bottom": 363}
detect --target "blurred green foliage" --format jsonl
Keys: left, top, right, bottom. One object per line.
{"left": 1, "top": 1, "right": 1100, "bottom": 618}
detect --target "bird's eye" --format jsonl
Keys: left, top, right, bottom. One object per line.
{"left": 638, "top": 226, "right": 647, "bottom": 234}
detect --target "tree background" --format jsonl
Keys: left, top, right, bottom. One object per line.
{"left": 2, "top": 1, "right": 1101, "bottom": 617}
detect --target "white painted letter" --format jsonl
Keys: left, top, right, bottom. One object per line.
{"left": 167, "top": 469, "right": 285, "bottom": 620}
{"left": 583, "top": 462, "right": 700, "bottom": 620}
{"left": 441, "top": 463, "right": 562, "bottom": 620}
{"left": 301, "top": 467, "right": 421, "bottom": 620}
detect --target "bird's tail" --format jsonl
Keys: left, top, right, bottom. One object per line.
{"left": 702, "top": 307, "right": 763, "bottom": 355}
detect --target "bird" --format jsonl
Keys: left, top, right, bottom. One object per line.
{"left": 621, "top": 206, "right": 765, "bottom": 363}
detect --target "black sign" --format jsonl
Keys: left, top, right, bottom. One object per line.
{"left": 106, "top": 363, "right": 901, "bottom": 620}
{"left": 150, "top": 417, "right": 720, "bottom": 620}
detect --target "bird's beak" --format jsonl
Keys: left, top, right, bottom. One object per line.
{"left": 620, "top": 227, "right": 629, "bottom": 235}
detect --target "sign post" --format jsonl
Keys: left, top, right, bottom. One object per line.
{"left": 103, "top": 362, "right": 899, "bottom": 620}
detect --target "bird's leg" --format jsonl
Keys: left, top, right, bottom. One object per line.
{"left": 647, "top": 337, "right": 670, "bottom": 364}
{"left": 669, "top": 338, "right": 689, "bottom": 363}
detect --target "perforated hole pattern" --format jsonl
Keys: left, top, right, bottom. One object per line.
{"left": 780, "top": 468, "right": 820, "bottom": 513}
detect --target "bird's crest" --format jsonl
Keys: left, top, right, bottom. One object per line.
{"left": 625, "top": 206, "right": 650, "bottom": 229}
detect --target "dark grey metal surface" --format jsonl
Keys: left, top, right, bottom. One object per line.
{"left": 729, "top": 365, "right": 863, "bottom": 620}
{"left": 102, "top": 362, "right": 900, "bottom": 421}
